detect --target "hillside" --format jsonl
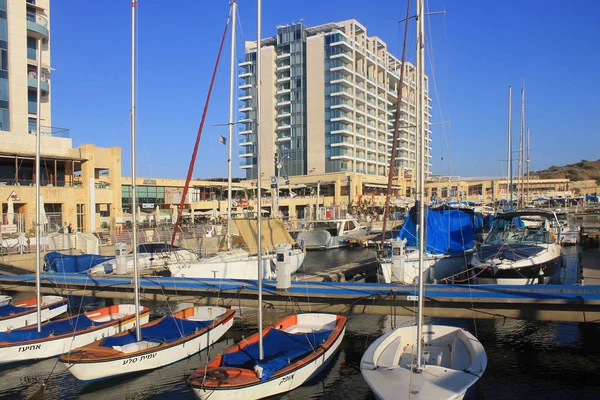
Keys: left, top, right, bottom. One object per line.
{"left": 534, "top": 159, "right": 600, "bottom": 182}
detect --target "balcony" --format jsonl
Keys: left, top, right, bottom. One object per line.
{"left": 276, "top": 131, "right": 291, "bottom": 141}
{"left": 330, "top": 128, "right": 353, "bottom": 136}
{"left": 276, "top": 124, "right": 291, "bottom": 131}
{"left": 239, "top": 148, "right": 253, "bottom": 158}
{"left": 330, "top": 52, "right": 353, "bottom": 62}
{"left": 330, "top": 78, "right": 353, "bottom": 87}
{"left": 331, "top": 115, "right": 353, "bottom": 124}
{"left": 28, "top": 125, "right": 70, "bottom": 138}
{"left": 26, "top": 13, "right": 48, "bottom": 40}
{"left": 330, "top": 102, "right": 353, "bottom": 111}
{"left": 27, "top": 74, "right": 49, "bottom": 94}
{"left": 276, "top": 52, "right": 291, "bottom": 59}
{"left": 330, "top": 140, "right": 353, "bottom": 148}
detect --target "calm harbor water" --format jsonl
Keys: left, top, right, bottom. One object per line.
{"left": 1, "top": 246, "right": 599, "bottom": 399}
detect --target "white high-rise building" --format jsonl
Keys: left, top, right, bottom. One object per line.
{"left": 238, "top": 19, "right": 432, "bottom": 181}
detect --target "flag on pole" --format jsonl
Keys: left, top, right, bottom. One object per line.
{"left": 219, "top": 135, "right": 227, "bottom": 145}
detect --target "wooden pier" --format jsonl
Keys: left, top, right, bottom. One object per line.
{"left": 1, "top": 273, "right": 599, "bottom": 324}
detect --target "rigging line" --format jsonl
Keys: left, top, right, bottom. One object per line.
{"left": 170, "top": 11, "right": 231, "bottom": 248}
{"left": 424, "top": 0, "right": 452, "bottom": 176}
{"left": 380, "top": 0, "right": 412, "bottom": 252}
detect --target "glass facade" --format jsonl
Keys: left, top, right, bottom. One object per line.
{"left": 276, "top": 23, "right": 307, "bottom": 177}
{"left": 121, "top": 185, "right": 166, "bottom": 209}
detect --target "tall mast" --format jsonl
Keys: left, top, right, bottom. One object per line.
{"left": 131, "top": 0, "right": 141, "bottom": 341}
{"left": 415, "top": 0, "right": 425, "bottom": 369}
{"left": 507, "top": 86, "right": 512, "bottom": 206}
{"left": 35, "top": 38, "right": 42, "bottom": 332}
{"left": 526, "top": 127, "right": 530, "bottom": 203}
{"left": 226, "top": 1, "right": 237, "bottom": 250}
{"left": 519, "top": 86, "right": 525, "bottom": 208}
{"left": 256, "top": 0, "right": 264, "bottom": 361}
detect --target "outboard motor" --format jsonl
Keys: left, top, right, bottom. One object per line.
{"left": 275, "top": 243, "right": 293, "bottom": 291}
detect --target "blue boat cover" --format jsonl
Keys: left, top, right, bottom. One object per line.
{"left": 0, "top": 314, "right": 99, "bottom": 342}
{"left": 396, "top": 206, "right": 475, "bottom": 255}
{"left": 44, "top": 252, "right": 114, "bottom": 273}
{"left": 0, "top": 303, "right": 35, "bottom": 317}
{"left": 99, "top": 316, "right": 210, "bottom": 348}
{"left": 587, "top": 195, "right": 598, "bottom": 202}
{"left": 482, "top": 214, "right": 495, "bottom": 230}
{"left": 221, "top": 328, "right": 334, "bottom": 381}
{"left": 473, "top": 213, "right": 484, "bottom": 234}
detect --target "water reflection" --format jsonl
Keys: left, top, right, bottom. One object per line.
{"left": 0, "top": 247, "right": 598, "bottom": 399}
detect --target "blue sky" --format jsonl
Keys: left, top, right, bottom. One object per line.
{"left": 50, "top": 0, "right": 600, "bottom": 179}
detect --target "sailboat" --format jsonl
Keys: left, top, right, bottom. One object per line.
{"left": 166, "top": 0, "right": 304, "bottom": 281}
{"left": 187, "top": 2, "right": 346, "bottom": 398}
{"left": 361, "top": 1, "right": 486, "bottom": 398}
{"left": 0, "top": 32, "right": 144, "bottom": 364}
{"left": 0, "top": 296, "right": 67, "bottom": 332}
{"left": 380, "top": 204, "right": 476, "bottom": 284}
{"left": 59, "top": 1, "right": 235, "bottom": 380}
{"left": 0, "top": 304, "right": 149, "bottom": 364}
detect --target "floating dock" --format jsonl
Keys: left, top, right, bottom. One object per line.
{"left": 1, "top": 272, "right": 599, "bottom": 323}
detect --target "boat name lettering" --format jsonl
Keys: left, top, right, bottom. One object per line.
{"left": 18, "top": 344, "right": 42, "bottom": 352}
{"left": 279, "top": 374, "right": 294, "bottom": 385}
{"left": 122, "top": 352, "right": 157, "bottom": 365}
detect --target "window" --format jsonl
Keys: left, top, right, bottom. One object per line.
{"left": 0, "top": 19, "right": 6, "bottom": 42}
{"left": 28, "top": 91, "right": 37, "bottom": 114}
{"left": 0, "top": 77, "right": 7, "bottom": 101}
{"left": 0, "top": 108, "right": 8, "bottom": 131}
{"left": 27, "top": 37, "right": 37, "bottom": 60}
{"left": 0, "top": 49, "right": 7, "bottom": 71}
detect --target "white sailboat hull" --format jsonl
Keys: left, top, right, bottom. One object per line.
{"left": 169, "top": 248, "right": 305, "bottom": 280}
{"left": 64, "top": 310, "right": 234, "bottom": 381}
{"left": 192, "top": 321, "right": 345, "bottom": 400}
{"left": 0, "top": 296, "right": 67, "bottom": 332}
{"left": 0, "top": 313, "right": 148, "bottom": 364}
{"left": 88, "top": 250, "right": 199, "bottom": 275}
{"left": 380, "top": 250, "right": 472, "bottom": 284}
{"left": 361, "top": 324, "right": 486, "bottom": 400}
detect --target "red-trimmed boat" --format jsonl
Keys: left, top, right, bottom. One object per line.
{"left": 0, "top": 303, "right": 148, "bottom": 364}
{"left": 188, "top": 313, "right": 347, "bottom": 400}
{"left": 60, "top": 306, "right": 235, "bottom": 381}
{"left": 0, "top": 295, "right": 67, "bottom": 332}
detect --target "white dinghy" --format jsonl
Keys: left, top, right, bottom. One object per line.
{"left": 361, "top": 324, "right": 487, "bottom": 399}
{"left": 60, "top": 306, "right": 234, "bottom": 381}
{"left": 0, "top": 296, "right": 68, "bottom": 332}
{"left": 362, "top": 0, "right": 487, "bottom": 397}
{"left": 0, "top": 304, "right": 148, "bottom": 364}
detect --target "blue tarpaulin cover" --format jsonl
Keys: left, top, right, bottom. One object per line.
{"left": 99, "top": 316, "right": 210, "bottom": 348}
{"left": 44, "top": 252, "right": 114, "bottom": 273}
{"left": 396, "top": 206, "right": 475, "bottom": 254}
{"left": 0, "top": 314, "right": 98, "bottom": 342}
{"left": 221, "top": 328, "right": 334, "bottom": 381}
{"left": 482, "top": 214, "right": 495, "bottom": 230}
{"left": 0, "top": 303, "right": 35, "bottom": 317}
